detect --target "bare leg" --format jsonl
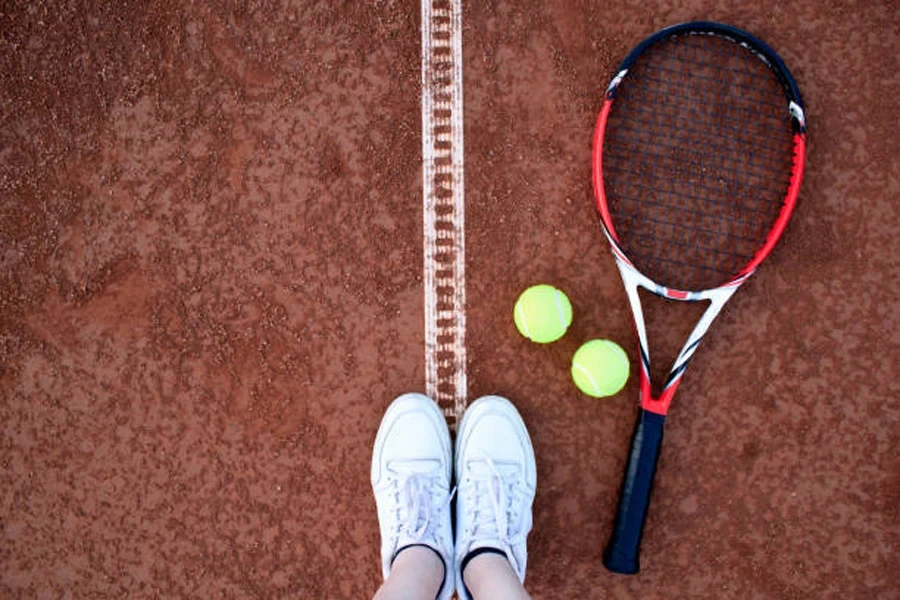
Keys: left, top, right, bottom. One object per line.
{"left": 374, "top": 546, "right": 444, "bottom": 600}
{"left": 463, "top": 552, "right": 531, "bottom": 600}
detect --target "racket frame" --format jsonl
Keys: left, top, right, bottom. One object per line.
{"left": 592, "top": 21, "right": 807, "bottom": 574}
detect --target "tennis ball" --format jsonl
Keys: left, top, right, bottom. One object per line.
{"left": 571, "top": 339, "right": 630, "bottom": 397}
{"left": 513, "top": 284, "right": 573, "bottom": 344}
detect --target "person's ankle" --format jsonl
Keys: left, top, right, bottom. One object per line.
{"left": 460, "top": 547, "right": 507, "bottom": 580}
{"left": 394, "top": 543, "right": 446, "bottom": 579}
{"left": 462, "top": 548, "right": 514, "bottom": 597}
{"left": 392, "top": 544, "right": 445, "bottom": 593}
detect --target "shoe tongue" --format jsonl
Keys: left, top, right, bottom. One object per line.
{"left": 467, "top": 459, "right": 520, "bottom": 478}
{"left": 387, "top": 458, "right": 442, "bottom": 474}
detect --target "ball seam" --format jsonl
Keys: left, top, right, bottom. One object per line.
{"left": 573, "top": 362, "right": 602, "bottom": 397}
{"left": 515, "top": 302, "right": 531, "bottom": 339}
{"left": 554, "top": 290, "right": 567, "bottom": 333}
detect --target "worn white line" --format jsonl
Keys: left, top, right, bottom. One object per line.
{"left": 422, "top": 0, "right": 466, "bottom": 426}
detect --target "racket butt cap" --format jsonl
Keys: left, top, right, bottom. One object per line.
{"left": 603, "top": 548, "right": 640, "bottom": 575}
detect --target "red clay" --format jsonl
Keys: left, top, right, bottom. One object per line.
{"left": 1, "top": 1, "right": 896, "bottom": 598}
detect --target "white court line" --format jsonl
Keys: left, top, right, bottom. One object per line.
{"left": 421, "top": 0, "right": 466, "bottom": 425}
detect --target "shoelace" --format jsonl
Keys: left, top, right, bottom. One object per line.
{"left": 390, "top": 471, "right": 455, "bottom": 549}
{"left": 464, "top": 456, "right": 528, "bottom": 555}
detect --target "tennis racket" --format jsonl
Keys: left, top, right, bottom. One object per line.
{"left": 592, "top": 22, "right": 806, "bottom": 574}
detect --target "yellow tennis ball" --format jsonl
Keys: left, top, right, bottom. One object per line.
{"left": 513, "top": 284, "right": 573, "bottom": 343}
{"left": 571, "top": 339, "right": 630, "bottom": 397}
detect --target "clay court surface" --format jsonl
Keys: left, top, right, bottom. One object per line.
{"left": 1, "top": 1, "right": 897, "bottom": 598}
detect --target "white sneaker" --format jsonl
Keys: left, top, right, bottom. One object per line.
{"left": 371, "top": 393, "right": 454, "bottom": 600}
{"left": 454, "top": 396, "right": 537, "bottom": 600}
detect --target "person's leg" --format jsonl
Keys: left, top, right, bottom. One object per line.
{"left": 454, "top": 395, "right": 537, "bottom": 600}
{"left": 374, "top": 546, "right": 444, "bottom": 600}
{"left": 463, "top": 551, "right": 532, "bottom": 600}
{"left": 371, "top": 393, "right": 455, "bottom": 600}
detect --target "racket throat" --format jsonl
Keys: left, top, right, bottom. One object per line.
{"left": 639, "top": 369, "right": 680, "bottom": 415}
{"left": 634, "top": 287, "right": 710, "bottom": 405}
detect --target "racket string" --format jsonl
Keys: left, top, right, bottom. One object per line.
{"left": 617, "top": 79, "right": 787, "bottom": 124}
{"left": 614, "top": 211, "right": 762, "bottom": 244}
{"left": 637, "top": 65, "right": 787, "bottom": 105}
{"left": 604, "top": 162, "right": 790, "bottom": 211}
{"left": 603, "top": 32, "right": 796, "bottom": 291}
{"left": 604, "top": 186, "right": 794, "bottom": 256}
{"left": 612, "top": 209, "right": 771, "bottom": 261}
{"left": 606, "top": 111, "right": 793, "bottom": 169}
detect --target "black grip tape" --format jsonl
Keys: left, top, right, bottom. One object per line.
{"left": 603, "top": 408, "right": 666, "bottom": 575}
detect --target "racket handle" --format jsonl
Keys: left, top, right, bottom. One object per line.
{"left": 603, "top": 408, "right": 666, "bottom": 574}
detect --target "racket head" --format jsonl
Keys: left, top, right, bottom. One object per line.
{"left": 592, "top": 21, "right": 807, "bottom": 295}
